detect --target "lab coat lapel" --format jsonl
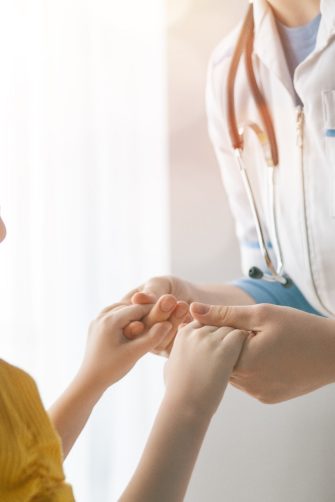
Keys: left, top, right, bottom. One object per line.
{"left": 317, "top": 0, "right": 335, "bottom": 51}
{"left": 252, "top": 0, "right": 295, "bottom": 99}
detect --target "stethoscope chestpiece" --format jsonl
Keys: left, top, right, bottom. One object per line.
{"left": 248, "top": 266, "right": 264, "bottom": 280}
{"left": 248, "top": 266, "right": 293, "bottom": 288}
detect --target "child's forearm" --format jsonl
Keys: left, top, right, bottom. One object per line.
{"left": 119, "top": 396, "right": 211, "bottom": 502}
{"left": 48, "top": 373, "right": 104, "bottom": 458}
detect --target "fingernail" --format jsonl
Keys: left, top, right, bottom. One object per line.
{"left": 160, "top": 296, "right": 176, "bottom": 312}
{"left": 191, "top": 303, "right": 210, "bottom": 315}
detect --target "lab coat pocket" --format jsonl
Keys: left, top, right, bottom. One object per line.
{"left": 322, "top": 90, "right": 335, "bottom": 218}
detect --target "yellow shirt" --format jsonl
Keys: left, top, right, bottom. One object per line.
{"left": 0, "top": 359, "right": 75, "bottom": 501}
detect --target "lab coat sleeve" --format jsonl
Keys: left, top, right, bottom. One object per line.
{"left": 205, "top": 50, "right": 266, "bottom": 276}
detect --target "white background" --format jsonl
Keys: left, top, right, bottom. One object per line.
{"left": 0, "top": 0, "right": 335, "bottom": 501}
{"left": 0, "top": 1, "right": 168, "bottom": 500}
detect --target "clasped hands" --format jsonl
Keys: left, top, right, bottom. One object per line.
{"left": 80, "top": 277, "right": 335, "bottom": 412}
{"left": 120, "top": 283, "right": 335, "bottom": 405}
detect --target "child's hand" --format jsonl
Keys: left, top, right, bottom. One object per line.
{"left": 123, "top": 294, "right": 190, "bottom": 357}
{"left": 164, "top": 321, "right": 248, "bottom": 418}
{"left": 50, "top": 303, "right": 172, "bottom": 458}
{"left": 77, "top": 303, "right": 172, "bottom": 394}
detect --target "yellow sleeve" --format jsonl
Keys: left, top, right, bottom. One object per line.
{"left": 0, "top": 359, "right": 75, "bottom": 502}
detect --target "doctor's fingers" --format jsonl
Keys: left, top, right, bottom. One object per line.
{"left": 131, "top": 276, "right": 174, "bottom": 305}
{"left": 121, "top": 286, "right": 144, "bottom": 304}
{"left": 190, "top": 303, "right": 278, "bottom": 331}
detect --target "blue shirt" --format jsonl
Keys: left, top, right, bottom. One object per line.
{"left": 232, "top": 277, "right": 323, "bottom": 316}
{"left": 277, "top": 13, "right": 321, "bottom": 104}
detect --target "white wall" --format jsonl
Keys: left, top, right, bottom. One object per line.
{"left": 0, "top": 2, "right": 168, "bottom": 500}
{"left": 168, "top": 1, "right": 335, "bottom": 501}
{"left": 168, "top": 0, "right": 243, "bottom": 283}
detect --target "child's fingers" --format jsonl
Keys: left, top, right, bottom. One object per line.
{"left": 153, "top": 302, "right": 189, "bottom": 355}
{"left": 125, "top": 295, "right": 181, "bottom": 340}
{"left": 123, "top": 321, "right": 145, "bottom": 340}
{"left": 194, "top": 325, "right": 219, "bottom": 337}
{"left": 106, "top": 304, "right": 153, "bottom": 328}
{"left": 183, "top": 312, "right": 193, "bottom": 323}
{"left": 142, "top": 294, "right": 177, "bottom": 326}
{"left": 216, "top": 327, "right": 248, "bottom": 343}
{"left": 211, "top": 326, "right": 235, "bottom": 340}
{"left": 217, "top": 328, "right": 249, "bottom": 365}
{"left": 166, "top": 301, "right": 189, "bottom": 332}
{"left": 179, "top": 320, "right": 203, "bottom": 332}
{"left": 124, "top": 298, "right": 187, "bottom": 346}
{"left": 132, "top": 322, "right": 172, "bottom": 356}
{"left": 123, "top": 300, "right": 181, "bottom": 339}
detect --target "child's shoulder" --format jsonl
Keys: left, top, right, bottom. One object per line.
{"left": 0, "top": 358, "right": 44, "bottom": 421}
{"left": 0, "top": 358, "right": 37, "bottom": 389}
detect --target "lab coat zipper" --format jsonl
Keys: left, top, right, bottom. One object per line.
{"left": 268, "top": 166, "right": 284, "bottom": 276}
{"left": 298, "top": 106, "right": 334, "bottom": 316}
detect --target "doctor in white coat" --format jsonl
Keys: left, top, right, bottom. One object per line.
{"left": 123, "top": 0, "right": 335, "bottom": 404}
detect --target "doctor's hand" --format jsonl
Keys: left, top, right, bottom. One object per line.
{"left": 164, "top": 321, "right": 248, "bottom": 418}
{"left": 190, "top": 303, "right": 335, "bottom": 403}
{"left": 122, "top": 276, "right": 195, "bottom": 307}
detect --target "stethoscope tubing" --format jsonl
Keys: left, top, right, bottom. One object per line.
{"left": 234, "top": 149, "right": 288, "bottom": 286}
{"left": 227, "top": 2, "right": 289, "bottom": 286}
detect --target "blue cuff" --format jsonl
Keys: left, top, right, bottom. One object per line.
{"left": 232, "top": 277, "right": 324, "bottom": 316}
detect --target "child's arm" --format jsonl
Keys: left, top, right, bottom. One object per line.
{"left": 120, "top": 321, "right": 248, "bottom": 502}
{"left": 49, "top": 302, "right": 173, "bottom": 458}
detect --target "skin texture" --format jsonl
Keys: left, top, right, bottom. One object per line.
{"left": 164, "top": 322, "right": 248, "bottom": 417}
{"left": 122, "top": 275, "right": 254, "bottom": 355}
{"left": 267, "top": 0, "right": 320, "bottom": 27}
{"left": 120, "top": 322, "right": 248, "bottom": 502}
{"left": 191, "top": 302, "right": 335, "bottom": 403}
{"left": 124, "top": 292, "right": 190, "bottom": 357}
{"left": 50, "top": 307, "right": 248, "bottom": 502}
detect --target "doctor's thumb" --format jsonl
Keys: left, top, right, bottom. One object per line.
{"left": 190, "top": 303, "right": 256, "bottom": 331}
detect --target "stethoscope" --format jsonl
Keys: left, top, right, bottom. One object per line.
{"left": 227, "top": 0, "right": 291, "bottom": 287}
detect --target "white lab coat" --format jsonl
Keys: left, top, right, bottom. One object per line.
{"left": 206, "top": 0, "right": 335, "bottom": 317}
